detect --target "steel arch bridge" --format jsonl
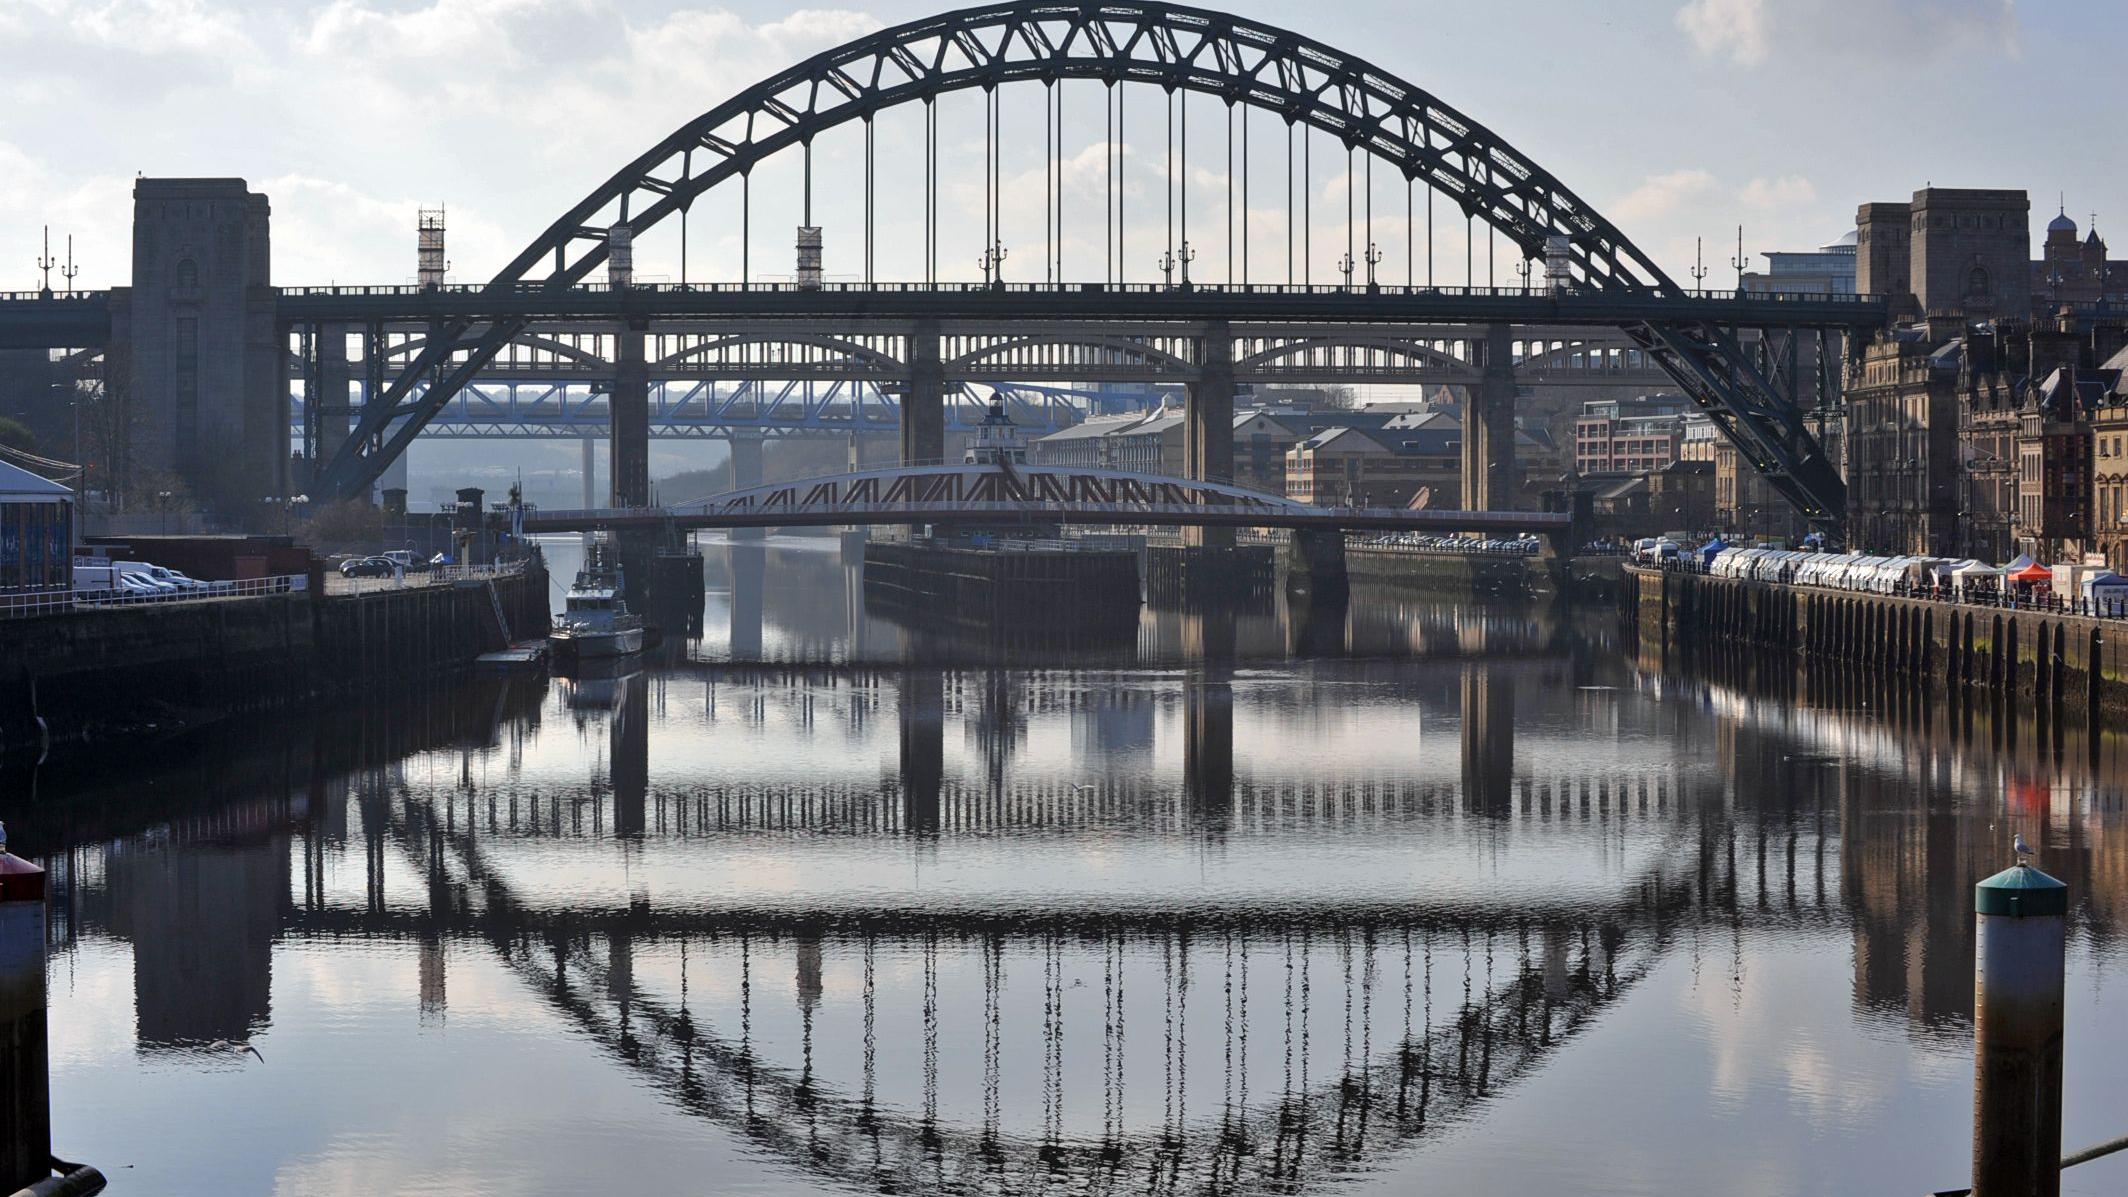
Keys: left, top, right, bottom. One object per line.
{"left": 313, "top": 0, "right": 1852, "bottom": 529}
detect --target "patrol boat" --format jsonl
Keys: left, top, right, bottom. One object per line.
{"left": 550, "top": 541, "right": 646, "bottom": 659}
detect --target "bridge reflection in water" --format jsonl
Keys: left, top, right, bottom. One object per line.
{"left": 15, "top": 545, "right": 2128, "bottom": 1194}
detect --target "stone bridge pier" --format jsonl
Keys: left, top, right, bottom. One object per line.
{"left": 1461, "top": 323, "right": 1519, "bottom": 514}
{"left": 900, "top": 317, "right": 945, "bottom": 466}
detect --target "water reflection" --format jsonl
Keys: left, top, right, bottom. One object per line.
{"left": 11, "top": 540, "right": 2128, "bottom": 1195}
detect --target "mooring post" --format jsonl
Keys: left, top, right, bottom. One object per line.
{"left": 1971, "top": 861, "right": 2067, "bottom": 1197}
{"left": 0, "top": 829, "right": 49, "bottom": 1192}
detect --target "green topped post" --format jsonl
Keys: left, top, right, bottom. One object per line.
{"left": 1971, "top": 861, "right": 2068, "bottom": 1197}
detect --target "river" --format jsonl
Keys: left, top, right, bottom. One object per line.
{"left": 10, "top": 536, "right": 2128, "bottom": 1196}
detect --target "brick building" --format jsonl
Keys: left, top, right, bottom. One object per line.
{"left": 1573, "top": 396, "right": 1691, "bottom": 475}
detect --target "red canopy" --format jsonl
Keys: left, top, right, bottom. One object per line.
{"left": 2010, "top": 563, "right": 2053, "bottom": 584}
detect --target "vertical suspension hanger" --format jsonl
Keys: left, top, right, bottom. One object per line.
{"left": 1165, "top": 84, "right": 1175, "bottom": 281}
{"left": 1106, "top": 81, "right": 1116, "bottom": 286}
{"left": 1118, "top": 82, "right": 1127, "bottom": 285}
{"left": 1285, "top": 116, "right": 1295, "bottom": 287}
{"left": 1406, "top": 169, "right": 1414, "bottom": 288}
{"left": 863, "top": 115, "right": 875, "bottom": 287}
{"left": 1039, "top": 83, "right": 1051, "bottom": 285}
{"left": 1242, "top": 100, "right": 1251, "bottom": 287}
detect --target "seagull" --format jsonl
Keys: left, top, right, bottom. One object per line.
{"left": 2014, "top": 832, "right": 2034, "bottom": 864}
{"left": 207, "top": 1039, "right": 264, "bottom": 1063}
{"left": 1069, "top": 783, "right": 1098, "bottom": 794}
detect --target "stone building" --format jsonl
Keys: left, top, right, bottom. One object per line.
{"left": 1284, "top": 424, "right": 1462, "bottom": 509}
{"left": 107, "top": 178, "right": 286, "bottom": 508}
{"left": 2030, "top": 208, "right": 2128, "bottom": 306}
{"left": 2089, "top": 344, "right": 2128, "bottom": 568}
{"left": 2012, "top": 365, "right": 2094, "bottom": 562}
{"left": 1844, "top": 188, "right": 2032, "bottom": 553}
{"left": 1843, "top": 323, "right": 1965, "bottom": 555}
{"left": 1713, "top": 439, "right": 1808, "bottom": 543}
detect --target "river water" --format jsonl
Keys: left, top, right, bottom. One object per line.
{"left": 12, "top": 537, "right": 2128, "bottom": 1196}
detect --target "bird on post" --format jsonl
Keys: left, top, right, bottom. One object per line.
{"left": 2014, "top": 831, "right": 2034, "bottom": 864}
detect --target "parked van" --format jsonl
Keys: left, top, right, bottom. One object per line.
{"left": 72, "top": 561, "right": 119, "bottom": 593}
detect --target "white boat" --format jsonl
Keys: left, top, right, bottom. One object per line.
{"left": 550, "top": 542, "right": 646, "bottom": 659}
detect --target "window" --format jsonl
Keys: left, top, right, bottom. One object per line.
{"left": 174, "top": 257, "right": 199, "bottom": 288}
{"left": 1967, "top": 265, "right": 1990, "bottom": 297}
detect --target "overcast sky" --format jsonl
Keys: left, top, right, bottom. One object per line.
{"left": 2, "top": 0, "right": 2114, "bottom": 293}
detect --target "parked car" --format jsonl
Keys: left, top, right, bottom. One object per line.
{"left": 142, "top": 565, "right": 209, "bottom": 592}
{"left": 340, "top": 556, "right": 398, "bottom": 579}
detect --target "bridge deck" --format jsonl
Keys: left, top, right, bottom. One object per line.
{"left": 275, "top": 280, "right": 1886, "bottom": 329}
{"left": 0, "top": 282, "right": 1887, "bottom": 351}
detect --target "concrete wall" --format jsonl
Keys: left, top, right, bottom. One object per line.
{"left": 0, "top": 564, "right": 548, "bottom": 754}
{"left": 1627, "top": 565, "right": 2128, "bottom": 717}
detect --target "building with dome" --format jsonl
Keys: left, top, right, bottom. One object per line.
{"left": 2031, "top": 207, "right": 2128, "bottom": 306}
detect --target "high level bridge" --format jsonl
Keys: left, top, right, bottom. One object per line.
{"left": 1, "top": 1, "right": 1886, "bottom": 532}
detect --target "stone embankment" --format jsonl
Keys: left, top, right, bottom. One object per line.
{"left": 1627, "top": 565, "right": 2128, "bottom": 717}
{"left": 0, "top": 562, "right": 549, "bottom": 754}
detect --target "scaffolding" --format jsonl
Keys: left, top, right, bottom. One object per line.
{"left": 417, "top": 207, "right": 447, "bottom": 289}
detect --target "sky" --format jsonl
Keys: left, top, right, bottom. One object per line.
{"left": 2, "top": 0, "right": 2119, "bottom": 295}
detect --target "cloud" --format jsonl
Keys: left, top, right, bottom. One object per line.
{"left": 66, "top": 0, "right": 254, "bottom": 56}
{"left": 1741, "top": 175, "right": 1817, "bottom": 210}
{"left": 1676, "top": 0, "right": 2019, "bottom": 67}
{"left": 1611, "top": 169, "right": 1719, "bottom": 225}
{"left": 1676, "top": 0, "right": 1769, "bottom": 66}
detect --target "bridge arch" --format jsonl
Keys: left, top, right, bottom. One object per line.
{"left": 322, "top": 0, "right": 1843, "bottom": 531}
{"left": 1234, "top": 334, "right": 1476, "bottom": 377}
{"left": 946, "top": 333, "right": 1196, "bottom": 376}
{"left": 386, "top": 331, "right": 608, "bottom": 369}
{"left": 654, "top": 331, "right": 906, "bottom": 374}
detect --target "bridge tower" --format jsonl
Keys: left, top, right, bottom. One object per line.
{"left": 116, "top": 178, "right": 283, "bottom": 506}
{"left": 1460, "top": 324, "right": 1519, "bottom": 513}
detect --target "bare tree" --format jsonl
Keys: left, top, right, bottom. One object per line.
{"left": 76, "top": 354, "right": 139, "bottom": 511}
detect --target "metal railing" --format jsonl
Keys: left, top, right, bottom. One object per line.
{"left": 273, "top": 279, "right": 1887, "bottom": 305}
{"left": 1, "top": 574, "right": 308, "bottom": 619}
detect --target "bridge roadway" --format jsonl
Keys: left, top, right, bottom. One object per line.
{"left": 0, "top": 282, "right": 1882, "bottom": 351}
{"left": 518, "top": 462, "right": 1572, "bottom": 535}
{"left": 276, "top": 280, "right": 1884, "bottom": 330}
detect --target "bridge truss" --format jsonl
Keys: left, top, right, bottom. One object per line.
{"left": 285, "top": 319, "right": 1695, "bottom": 444}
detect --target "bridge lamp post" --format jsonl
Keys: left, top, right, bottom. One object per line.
{"left": 1366, "top": 242, "right": 1383, "bottom": 291}
{"left": 980, "top": 242, "right": 1009, "bottom": 289}
{"left": 1178, "top": 241, "right": 1197, "bottom": 289}
{"left": 1514, "top": 258, "right": 1533, "bottom": 295}
{"left": 1337, "top": 251, "right": 1356, "bottom": 291}
{"left": 1157, "top": 249, "right": 1176, "bottom": 289}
